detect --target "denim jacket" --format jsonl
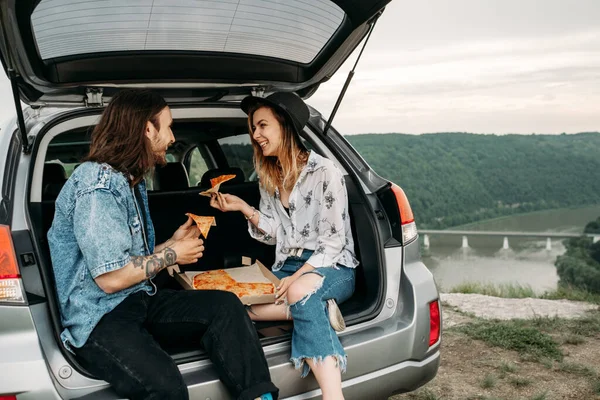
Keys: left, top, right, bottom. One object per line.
{"left": 47, "top": 162, "right": 156, "bottom": 351}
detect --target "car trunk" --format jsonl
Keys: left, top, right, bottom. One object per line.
{"left": 26, "top": 107, "right": 384, "bottom": 374}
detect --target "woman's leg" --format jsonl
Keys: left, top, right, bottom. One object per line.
{"left": 248, "top": 262, "right": 298, "bottom": 321}
{"left": 285, "top": 268, "right": 355, "bottom": 400}
{"left": 306, "top": 357, "right": 344, "bottom": 400}
{"left": 247, "top": 302, "right": 291, "bottom": 321}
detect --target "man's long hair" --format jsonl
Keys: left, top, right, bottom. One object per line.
{"left": 248, "top": 103, "right": 308, "bottom": 195}
{"left": 85, "top": 89, "right": 167, "bottom": 186}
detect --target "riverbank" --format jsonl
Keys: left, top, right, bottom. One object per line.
{"left": 444, "top": 204, "right": 600, "bottom": 233}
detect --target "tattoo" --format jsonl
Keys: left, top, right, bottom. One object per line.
{"left": 145, "top": 255, "right": 165, "bottom": 279}
{"left": 131, "top": 254, "right": 168, "bottom": 279}
{"left": 164, "top": 248, "right": 177, "bottom": 266}
{"left": 132, "top": 256, "right": 144, "bottom": 269}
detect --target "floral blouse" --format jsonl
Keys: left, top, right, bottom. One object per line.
{"left": 248, "top": 151, "right": 359, "bottom": 271}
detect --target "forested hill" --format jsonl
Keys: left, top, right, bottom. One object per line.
{"left": 345, "top": 132, "right": 600, "bottom": 229}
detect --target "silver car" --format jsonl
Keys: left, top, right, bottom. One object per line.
{"left": 0, "top": 0, "right": 441, "bottom": 398}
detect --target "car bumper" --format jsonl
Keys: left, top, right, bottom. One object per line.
{"left": 283, "top": 350, "right": 440, "bottom": 400}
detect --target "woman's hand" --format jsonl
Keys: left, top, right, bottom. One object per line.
{"left": 275, "top": 275, "right": 299, "bottom": 305}
{"left": 275, "top": 263, "right": 316, "bottom": 304}
{"left": 210, "top": 192, "right": 247, "bottom": 212}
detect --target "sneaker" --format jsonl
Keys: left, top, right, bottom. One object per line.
{"left": 327, "top": 299, "right": 346, "bottom": 332}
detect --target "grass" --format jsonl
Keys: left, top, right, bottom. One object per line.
{"left": 449, "top": 282, "right": 536, "bottom": 298}
{"left": 457, "top": 320, "right": 563, "bottom": 361}
{"left": 528, "top": 393, "right": 548, "bottom": 400}
{"left": 498, "top": 361, "right": 518, "bottom": 373}
{"left": 509, "top": 376, "right": 533, "bottom": 387}
{"left": 557, "top": 362, "right": 597, "bottom": 377}
{"left": 530, "top": 312, "right": 600, "bottom": 338}
{"left": 448, "top": 281, "right": 600, "bottom": 304}
{"left": 593, "top": 379, "right": 600, "bottom": 395}
{"left": 405, "top": 389, "right": 440, "bottom": 400}
{"left": 480, "top": 373, "right": 496, "bottom": 388}
{"left": 562, "top": 334, "right": 586, "bottom": 345}
{"left": 541, "top": 285, "right": 600, "bottom": 305}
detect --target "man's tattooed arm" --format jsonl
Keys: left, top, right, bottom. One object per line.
{"left": 131, "top": 247, "right": 178, "bottom": 279}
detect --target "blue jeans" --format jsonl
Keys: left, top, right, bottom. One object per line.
{"left": 272, "top": 250, "right": 356, "bottom": 378}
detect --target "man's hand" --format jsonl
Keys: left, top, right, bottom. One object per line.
{"left": 171, "top": 216, "right": 200, "bottom": 242}
{"left": 171, "top": 238, "right": 204, "bottom": 265}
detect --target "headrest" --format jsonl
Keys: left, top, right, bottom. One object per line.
{"left": 43, "top": 163, "right": 67, "bottom": 184}
{"left": 154, "top": 163, "right": 190, "bottom": 191}
{"left": 200, "top": 167, "right": 245, "bottom": 188}
{"left": 42, "top": 163, "right": 68, "bottom": 200}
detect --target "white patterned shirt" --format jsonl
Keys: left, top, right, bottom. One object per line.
{"left": 248, "top": 151, "right": 359, "bottom": 271}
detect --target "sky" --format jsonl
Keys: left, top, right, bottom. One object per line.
{"left": 0, "top": 0, "right": 598, "bottom": 135}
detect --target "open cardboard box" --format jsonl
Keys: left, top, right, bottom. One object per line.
{"left": 175, "top": 258, "right": 280, "bottom": 305}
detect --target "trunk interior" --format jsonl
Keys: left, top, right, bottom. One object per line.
{"left": 28, "top": 115, "right": 382, "bottom": 369}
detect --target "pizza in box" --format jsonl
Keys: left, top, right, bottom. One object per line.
{"left": 199, "top": 174, "right": 236, "bottom": 197}
{"left": 192, "top": 269, "right": 275, "bottom": 299}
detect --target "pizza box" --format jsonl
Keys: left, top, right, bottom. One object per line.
{"left": 175, "top": 259, "right": 280, "bottom": 305}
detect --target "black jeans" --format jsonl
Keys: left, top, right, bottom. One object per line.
{"left": 75, "top": 289, "right": 278, "bottom": 400}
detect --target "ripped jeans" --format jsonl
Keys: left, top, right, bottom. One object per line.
{"left": 272, "top": 249, "right": 356, "bottom": 378}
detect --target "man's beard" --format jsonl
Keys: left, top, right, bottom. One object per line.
{"left": 153, "top": 151, "right": 167, "bottom": 166}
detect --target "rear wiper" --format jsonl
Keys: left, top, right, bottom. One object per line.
{"left": 323, "top": 11, "right": 382, "bottom": 136}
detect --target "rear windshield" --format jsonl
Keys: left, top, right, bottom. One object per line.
{"left": 31, "top": 0, "right": 345, "bottom": 64}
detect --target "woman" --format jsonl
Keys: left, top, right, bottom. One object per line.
{"left": 210, "top": 92, "right": 359, "bottom": 400}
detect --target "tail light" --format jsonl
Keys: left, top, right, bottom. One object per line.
{"left": 390, "top": 183, "right": 417, "bottom": 244}
{"left": 0, "top": 225, "right": 25, "bottom": 304}
{"left": 0, "top": 395, "right": 17, "bottom": 400}
{"left": 429, "top": 300, "right": 441, "bottom": 346}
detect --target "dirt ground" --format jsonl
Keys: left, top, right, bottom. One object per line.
{"left": 390, "top": 300, "right": 600, "bottom": 400}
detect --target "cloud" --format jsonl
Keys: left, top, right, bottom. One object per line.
{"left": 0, "top": 0, "right": 598, "bottom": 135}
{"left": 308, "top": 28, "right": 600, "bottom": 134}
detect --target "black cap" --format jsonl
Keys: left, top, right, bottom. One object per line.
{"left": 241, "top": 92, "right": 309, "bottom": 135}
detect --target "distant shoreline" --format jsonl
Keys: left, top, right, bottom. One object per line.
{"left": 345, "top": 131, "right": 600, "bottom": 137}
{"left": 445, "top": 204, "right": 600, "bottom": 232}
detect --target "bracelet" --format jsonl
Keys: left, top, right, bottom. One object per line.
{"left": 245, "top": 207, "right": 257, "bottom": 220}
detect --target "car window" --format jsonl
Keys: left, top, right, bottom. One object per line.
{"left": 31, "top": 0, "right": 345, "bottom": 64}
{"left": 218, "top": 135, "right": 255, "bottom": 182}
{"left": 45, "top": 160, "right": 78, "bottom": 177}
{"left": 188, "top": 147, "right": 210, "bottom": 186}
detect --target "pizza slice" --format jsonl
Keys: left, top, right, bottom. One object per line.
{"left": 199, "top": 174, "right": 237, "bottom": 197}
{"left": 192, "top": 269, "right": 236, "bottom": 290}
{"left": 191, "top": 270, "right": 276, "bottom": 300}
{"left": 185, "top": 213, "right": 216, "bottom": 238}
{"left": 210, "top": 174, "right": 236, "bottom": 188}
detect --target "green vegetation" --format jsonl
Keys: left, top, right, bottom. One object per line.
{"left": 448, "top": 282, "right": 536, "bottom": 298}
{"left": 456, "top": 320, "right": 563, "bottom": 361}
{"left": 448, "top": 281, "right": 600, "bottom": 304}
{"left": 556, "top": 235, "right": 600, "bottom": 295}
{"left": 529, "top": 393, "right": 548, "bottom": 400}
{"left": 498, "top": 361, "right": 518, "bottom": 374}
{"left": 450, "top": 313, "right": 600, "bottom": 398}
{"left": 480, "top": 373, "right": 496, "bottom": 388}
{"left": 404, "top": 389, "right": 440, "bottom": 400}
{"left": 346, "top": 132, "right": 600, "bottom": 228}
{"left": 509, "top": 376, "right": 532, "bottom": 387}
{"left": 556, "top": 362, "right": 597, "bottom": 377}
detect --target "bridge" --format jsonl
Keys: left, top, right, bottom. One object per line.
{"left": 419, "top": 229, "right": 600, "bottom": 250}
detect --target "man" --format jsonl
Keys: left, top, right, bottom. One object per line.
{"left": 48, "top": 89, "right": 278, "bottom": 400}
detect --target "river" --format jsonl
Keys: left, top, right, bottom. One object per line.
{"left": 421, "top": 205, "right": 600, "bottom": 293}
